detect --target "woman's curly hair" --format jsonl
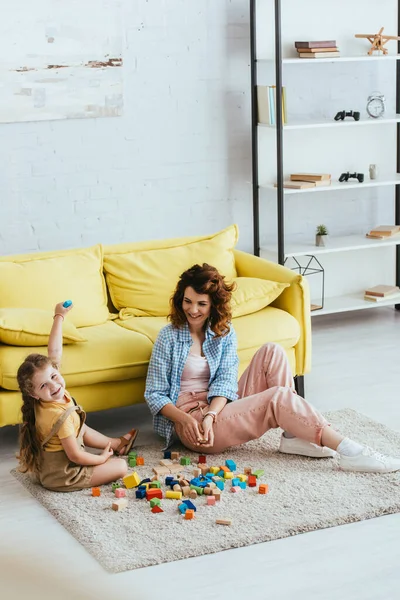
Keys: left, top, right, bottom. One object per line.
{"left": 169, "top": 263, "right": 235, "bottom": 337}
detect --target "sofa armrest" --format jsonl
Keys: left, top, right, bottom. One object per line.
{"left": 233, "top": 249, "right": 311, "bottom": 375}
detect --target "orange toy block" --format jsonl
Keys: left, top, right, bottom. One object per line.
{"left": 259, "top": 484, "right": 269, "bottom": 494}
{"left": 136, "top": 456, "right": 145, "bottom": 466}
{"left": 92, "top": 487, "right": 101, "bottom": 497}
{"left": 146, "top": 488, "right": 163, "bottom": 501}
{"left": 185, "top": 509, "right": 195, "bottom": 520}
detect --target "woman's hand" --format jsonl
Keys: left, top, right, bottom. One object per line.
{"left": 54, "top": 301, "right": 73, "bottom": 319}
{"left": 199, "top": 415, "right": 215, "bottom": 448}
{"left": 178, "top": 413, "right": 204, "bottom": 447}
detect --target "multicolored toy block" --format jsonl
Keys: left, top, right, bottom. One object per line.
{"left": 230, "top": 486, "right": 240, "bottom": 493}
{"left": 198, "top": 455, "right": 207, "bottom": 464}
{"left": 123, "top": 472, "right": 141, "bottom": 489}
{"left": 171, "top": 451, "right": 180, "bottom": 460}
{"left": 216, "top": 518, "right": 231, "bottom": 526}
{"left": 163, "top": 450, "right": 171, "bottom": 459}
{"left": 259, "top": 484, "right": 269, "bottom": 494}
{"left": 180, "top": 456, "right": 191, "bottom": 466}
{"left": 136, "top": 456, "right": 145, "bottom": 466}
{"left": 92, "top": 487, "right": 101, "bottom": 497}
{"left": 111, "top": 482, "right": 122, "bottom": 492}
{"left": 146, "top": 488, "right": 163, "bottom": 501}
{"left": 135, "top": 488, "right": 146, "bottom": 499}
{"left": 166, "top": 490, "right": 182, "bottom": 500}
{"left": 253, "top": 469, "right": 264, "bottom": 479}
{"left": 225, "top": 459, "right": 236, "bottom": 471}
{"left": 151, "top": 505, "right": 164, "bottom": 513}
{"left": 185, "top": 509, "right": 195, "bottom": 520}
{"left": 112, "top": 498, "right": 128, "bottom": 511}
{"left": 248, "top": 475, "right": 257, "bottom": 487}
{"left": 150, "top": 497, "right": 161, "bottom": 508}
{"left": 115, "top": 488, "right": 126, "bottom": 498}
{"left": 207, "top": 496, "right": 216, "bottom": 506}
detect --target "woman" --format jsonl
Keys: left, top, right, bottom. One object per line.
{"left": 145, "top": 263, "right": 400, "bottom": 473}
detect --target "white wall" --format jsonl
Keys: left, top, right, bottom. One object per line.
{"left": 0, "top": 0, "right": 253, "bottom": 256}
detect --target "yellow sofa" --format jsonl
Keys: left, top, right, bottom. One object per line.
{"left": 0, "top": 225, "right": 311, "bottom": 427}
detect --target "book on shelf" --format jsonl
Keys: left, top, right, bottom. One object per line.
{"left": 290, "top": 173, "right": 331, "bottom": 182}
{"left": 256, "top": 85, "right": 287, "bottom": 126}
{"left": 364, "top": 291, "right": 400, "bottom": 303}
{"left": 276, "top": 181, "right": 317, "bottom": 189}
{"left": 295, "top": 41, "right": 337, "bottom": 49}
{"left": 298, "top": 52, "right": 340, "bottom": 59}
{"left": 297, "top": 47, "right": 339, "bottom": 53}
{"left": 365, "top": 284, "right": 400, "bottom": 298}
{"left": 367, "top": 225, "right": 400, "bottom": 237}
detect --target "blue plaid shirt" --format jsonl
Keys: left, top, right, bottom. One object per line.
{"left": 145, "top": 322, "right": 239, "bottom": 447}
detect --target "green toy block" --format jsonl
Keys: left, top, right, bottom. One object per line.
{"left": 253, "top": 469, "right": 264, "bottom": 479}
{"left": 128, "top": 457, "right": 137, "bottom": 467}
{"left": 149, "top": 480, "right": 161, "bottom": 488}
{"left": 180, "top": 456, "right": 191, "bottom": 466}
{"left": 111, "top": 482, "right": 122, "bottom": 491}
{"left": 128, "top": 450, "right": 137, "bottom": 458}
{"left": 150, "top": 497, "right": 161, "bottom": 508}
{"left": 190, "top": 484, "right": 204, "bottom": 495}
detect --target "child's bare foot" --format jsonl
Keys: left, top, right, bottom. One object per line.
{"left": 112, "top": 429, "right": 139, "bottom": 455}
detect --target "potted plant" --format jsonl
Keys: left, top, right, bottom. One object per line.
{"left": 315, "top": 224, "right": 329, "bottom": 247}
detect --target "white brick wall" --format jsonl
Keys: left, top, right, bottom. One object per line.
{"left": 0, "top": 0, "right": 253, "bottom": 256}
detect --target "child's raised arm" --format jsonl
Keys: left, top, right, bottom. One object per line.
{"left": 48, "top": 301, "right": 73, "bottom": 366}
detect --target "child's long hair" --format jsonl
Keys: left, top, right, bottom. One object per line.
{"left": 17, "top": 353, "right": 56, "bottom": 474}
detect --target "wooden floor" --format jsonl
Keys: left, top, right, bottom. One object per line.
{"left": 1, "top": 308, "right": 400, "bottom": 600}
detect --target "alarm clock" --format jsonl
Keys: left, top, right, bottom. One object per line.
{"left": 366, "top": 92, "right": 385, "bottom": 118}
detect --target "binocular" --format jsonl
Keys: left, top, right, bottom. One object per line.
{"left": 339, "top": 172, "right": 364, "bottom": 183}
{"left": 334, "top": 110, "right": 361, "bottom": 121}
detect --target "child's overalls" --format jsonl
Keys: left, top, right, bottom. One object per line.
{"left": 39, "top": 400, "right": 94, "bottom": 492}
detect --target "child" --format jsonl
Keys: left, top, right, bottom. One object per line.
{"left": 17, "top": 301, "right": 138, "bottom": 492}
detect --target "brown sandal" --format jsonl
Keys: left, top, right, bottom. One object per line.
{"left": 114, "top": 428, "right": 139, "bottom": 456}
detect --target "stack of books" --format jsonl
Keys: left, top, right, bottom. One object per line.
{"left": 364, "top": 284, "right": 400, "bottom": 303}
{"left": 366, "top": 225, "right": 400, "bottom": 239}
{"left": 275, "top": 173, "right": 331, "bottom": 189}
{"left": 295, "top": 40, "right": 340, "bottom": 59}
{"left": 257, "top": 85, "right": 287, "bottom": 126}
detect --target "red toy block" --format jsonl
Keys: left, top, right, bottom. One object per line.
{"left": 92, "top": 487, "right": 101, "bottom": 497}
{"left": 115, "top": 488, "right": 126, "bottom": 498}
{"left": 146, "top": 488, "right": 163, "bottom": 501}
{"left": 259, "top": 484, "right": 269, "bottom": 494}
{"left": 198, "top": 455, "right": 207, "bottom": 464}
{"left": 151, "top": 505, "right": 164, "bottom": 513}
{"left": 248, "top": 475, "right": 257, "bottom": 487}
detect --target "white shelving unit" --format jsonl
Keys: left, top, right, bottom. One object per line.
{"left": 253, "top": 0, "right": 400, "bottom": 317}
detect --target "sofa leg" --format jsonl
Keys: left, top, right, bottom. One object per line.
{"left": 294, "top": 375, "right": 305, "bottom": 398}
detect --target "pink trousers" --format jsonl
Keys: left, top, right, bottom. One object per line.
{"left": 174, "top": 343, "right": 329, "bottom": 454}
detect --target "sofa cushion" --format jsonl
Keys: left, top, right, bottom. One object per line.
{"left": 103, "top": 225, "right": 238, "bottom": 316}
{"left": 0, "top": 245, "right": 109, "bottom": 328}
{"left": 231, "top": 277, "right": 289, "bottom": 318}
{"left": 0, "top": 308, "right": 87, "bottom": 346}
{"left": 0, "top": 321, "right": 152, "bottom": 391}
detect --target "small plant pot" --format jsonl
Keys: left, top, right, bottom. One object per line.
{"left": 315, "top": 234, "right": 328, "bottom": 247}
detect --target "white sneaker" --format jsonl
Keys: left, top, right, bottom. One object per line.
{"left": 279, "top": 434, "right": 336, "bottom": 458}
{"left": 339, "top": 447, "right": 400, "bottom": 473}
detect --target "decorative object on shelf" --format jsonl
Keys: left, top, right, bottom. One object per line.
{"left": 285, "top": 255, "right": 325, "bottom": 311}
{"left": 256, "top": 85, "right": 287, "bottom": 125}
{"left": 334, "top": 110, "right": 360, "bottom": 122}
{"left": 355, "top": 27, "right": 400, "bottom": 55}
{"left": 315, "top": 224, "right": 329, "bottom": 247}
{"left": 369, "top": 164, "right": 378, "bottom": 180}
{"left": 294, "top": 40, "right": 340, "bottom": 59}
{"left": 366, "top": 91, "right": 385, "bottom": 118}
{"left": 339, "top": 172, "right": 364, "bottom": 183}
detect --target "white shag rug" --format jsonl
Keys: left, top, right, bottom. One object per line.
{"left": 11, "top": 409, "right": 400, "bottom": 573}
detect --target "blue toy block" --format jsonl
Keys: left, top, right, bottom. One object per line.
{"left": 183, "top": 499, "right": 197, "bottom": 512}
{"left": 231, "top": 478, "right": 240, "bottom": 487}
{"left": 163, "top": 450, "right": 171, "bottom": 459}
{"left": 205, "top": 472, "right": 214, "bottom": 479}
{"left": 178, "top": 503, "right": 188, "bottom": 514}
{"left": 217, "top": 470, "right": 225, "bottom": 478}
{"left": 238, "top": 481, "right": 247, "bottom": 489}
{"left": 225, "top": 459, "right": 236, "bottom": 471}
{"left": 62, "top": 300, "right": 72, "bottom": 308}
{"left": 135, "top": 488, "right": 146, "bottom": 499}
{"left": 169, "top": 479, "right": 179, "bottom": 488}
{"left": 215, "top": 480, "right": 225, "bottom": 491}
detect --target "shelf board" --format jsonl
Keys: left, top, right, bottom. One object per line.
{"left": 310, "top": 292, "right": 400, "bottom": 316}
{"left": 261, "top": 234, "right": 400, "bottom": 258}
{"left": 257, "top": 54, "right": 400, "bottom": 65}
{"left": 261, "top": 174, "right": 400, "bottom": 195}
{"left": 258, "top": 114, "right": 400, "bottom": 130}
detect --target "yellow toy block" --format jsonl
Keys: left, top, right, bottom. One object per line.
{"left": 123, "top": 471, "right": 141, "bottom": 489}
{"left": 166, "top": 490, "right": 182, "bottom": 500}
{"left": 237, "top": 474, "right": 247, "bottom": 482}
{"left": 224, "top": 472, "right": 234, "bottom": 480}
{"left": 210, "top": 466, "right": 220, "bottom": 474}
